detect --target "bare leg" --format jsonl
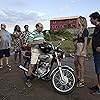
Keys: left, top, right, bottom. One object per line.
{"left": 26, "top": 64, "right": 36, "bottom": 87}
{"left": 78, "top": 56, "right": 85, "bottom": 82}
{"left": 0, "top": 58, "right": 3, "bottom": 68}
{"left": 25, "top": 64, "right": 35, "bottom": 87}
{"left": 14, "top": 52, "right": 18, "bottom": 63}
{"left": 5, "top": 57, "right": 9, "bottom": 65}
{"left": 0, "top": 58, "right": 3, "bottom": 65}
{"left": 19, "top": 52, "right": 21, "bottom": 63}
{"left": 5, "top": 57, "right": 11, "bottom": 68}
{"left": 74, "top": 56, "right": 80, "bottom": 80}
{"left": 28, "top": 64, "right": 36, "bottom": 76}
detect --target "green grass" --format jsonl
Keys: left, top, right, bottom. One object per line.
{"left": 52, "top": 40, "right": 92, "bottom": 56}
{"left": 45, "top": 29, "right": 93, "bottom": 56}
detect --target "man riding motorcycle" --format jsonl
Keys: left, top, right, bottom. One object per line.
{"left": 26, "top": 23, "right": 45, "bottom": 87}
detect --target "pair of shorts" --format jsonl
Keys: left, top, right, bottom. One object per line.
{"left": 94, "top": 54, "right": 100, "bottom": 74}
{"left": 0, "top": 49, "right": 10, "bottom": 58}
{"left": 30, "top": 47, "right": 41, "bottom": 65}
{"left": 75, "top": 43, "right": 86, "bottom": 57}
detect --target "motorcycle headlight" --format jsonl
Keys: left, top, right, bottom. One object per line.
{"left": 48, "top": 54, "right": 53, "bottom": 59}
{"left": 58, "top": 52, "right": 65, "bottom": 59}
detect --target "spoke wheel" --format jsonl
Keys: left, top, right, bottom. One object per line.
{"left": 52, "top": 68, "right": 76, "bottom": 94}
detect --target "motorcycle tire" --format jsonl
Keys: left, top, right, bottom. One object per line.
{"left": 52, "top": 68, "right": 76, "bottom": 94}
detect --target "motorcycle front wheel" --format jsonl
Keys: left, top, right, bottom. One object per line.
{"left": 52, "top": 68, "right": 76, "bottom": 94}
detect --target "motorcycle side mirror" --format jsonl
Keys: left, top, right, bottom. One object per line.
{"left": 45, "top": 30, "right": 52, "bottom": 42}
{"left": 45, "top": 30, "right": 50, "bottom": 35}
{"left": 61, "top": 38, "right": 65, "bottom": 41}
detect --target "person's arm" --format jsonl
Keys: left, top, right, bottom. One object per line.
{"left": 27, "top": 32, "right": 38, "bottom": 47}
{"left": 28, "top": 32, "right": 45, "bottom": 46}
{"left": 82, "top": 37, "right": 88, "bottom": 51}
{"left": 81, "top": 28, "right": 89, "bottom": 54}
{"left": 0, "top": 33, "right": 1, "bottom": 43}
{"left": 96, "top": 47, "right": 100, "bottom": 52}
{"left": 7, "top": 31, "right": 11, "bottom": 48}
{"left": 12, "top": 32, "right": 17, "bottom": 45}
{"left": 96, "top": 33, "right": 100, "bottom": 52}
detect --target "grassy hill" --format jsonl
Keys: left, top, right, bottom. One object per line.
{"left": 44, "top": 29, "right": 93, "bottom": 55}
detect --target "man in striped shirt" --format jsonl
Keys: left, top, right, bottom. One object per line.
{"left": 26, "top": 23, "right": 45, "bottom": 87}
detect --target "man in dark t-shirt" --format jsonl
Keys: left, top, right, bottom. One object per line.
{"left": 89, "top": 12, "right": 100, "bottom": 95}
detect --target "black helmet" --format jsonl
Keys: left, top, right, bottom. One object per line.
{"left": 39, "top": 42, "right": 52, "bottom": 53}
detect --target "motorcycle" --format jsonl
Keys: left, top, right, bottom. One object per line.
{"left": 19, "top": 31, "right": 76, "bottom": 94}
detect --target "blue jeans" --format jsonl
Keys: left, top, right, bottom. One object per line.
{"left": 94, "top": 53, "right": 100, "bottom": 74}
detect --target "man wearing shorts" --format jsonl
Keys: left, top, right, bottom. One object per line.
{"left": 0, "top": 24, "right": 11, "bottom": 68}
{"left": 26, "top": 23, "right": 45, "bottom": 87}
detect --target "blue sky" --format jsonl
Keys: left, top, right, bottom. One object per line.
{"left": 0, "top": 0, "right": 100, "bottom": 33}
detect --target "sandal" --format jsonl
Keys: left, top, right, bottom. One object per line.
{"left": 77, "top": 78, "right": 80, "bottom": 82}
{"left": 0, "top": 65, "right": 3, "bottom": 69}
{"left": 77, "top": 80, "right": 85, "bottom": 88}
{"left": 6, "top": 64, "right": 11, "bottom": 68}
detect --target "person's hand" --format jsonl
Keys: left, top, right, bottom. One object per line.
{"left": 80, "top": 51, "right": 86, "bottom": 56}
{"left": 23, "top": 43, "right": 26, "bottom": 47}
{"left": 0, "top": 36, "right": 1, "bottom": 42}
{"left": 96, "top": 47, "right": 100, "bottom": 52}
{"left": 73, "top": 36, "right": 77, "bottom": 42}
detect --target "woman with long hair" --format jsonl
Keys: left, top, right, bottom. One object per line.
{"left": 13, "top": 25, "right": 22, "bottom": 63}
{"left": 74, "top": 17, "right": 89, "bottom": 87}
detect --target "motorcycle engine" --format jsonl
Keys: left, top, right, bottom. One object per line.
{"left": 37, "top": 54, "right": 52, "bottom": 75}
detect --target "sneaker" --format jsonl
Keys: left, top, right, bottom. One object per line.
{"left": 30, "top": 75, "right": 35, "bottom": 80}
{"left": 9, "top": 68, "right": 12, "bottom": 71}
{"left": 92, "top": 89, "right": 100, "bottom": 95}
{"left": 0, "top": 65, "right": 3, "bottom": 69}
{"left": 89, "top": 85, "right": 99, "bottom": 91}
{"left": 26, "top": 81, "right": 32, "bottom": 88}
{"left": 6, "top": 64, "right": 11, "bottom": 68}
{"left": 77, "top": 81, "right": 85, "bottom": 88}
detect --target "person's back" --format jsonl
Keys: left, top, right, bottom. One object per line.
{"left": 0, "top": 29, "right": 9, "bottom": 50}
{"left": 0, "top": 24, "right": 11, "bottom": 69}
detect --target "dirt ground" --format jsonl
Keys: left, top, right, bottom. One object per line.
{"left": 0, "top": 55, "right": 100, "bottom": 100}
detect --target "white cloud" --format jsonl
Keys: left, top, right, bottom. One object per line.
{"left": 10, "top": 0, "right": 28, "bottom": 8}
{"left": 71, "top": 0, "right": 80, "bottom": 3}
{"left": 59, "top": 6, "right": 70, "bottom": 12}
{"left": 27, "top": 10, "right": 46, "bottom": 17}
{"left": 0, "top": 10, "right": 49, "bottom": 33}
{"left": 0, "top": 10, "right": 8, "bottom": 17}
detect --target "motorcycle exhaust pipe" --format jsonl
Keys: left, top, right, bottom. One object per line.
{"left": 19, "top": 65, "right": 28, "bottom": 72}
